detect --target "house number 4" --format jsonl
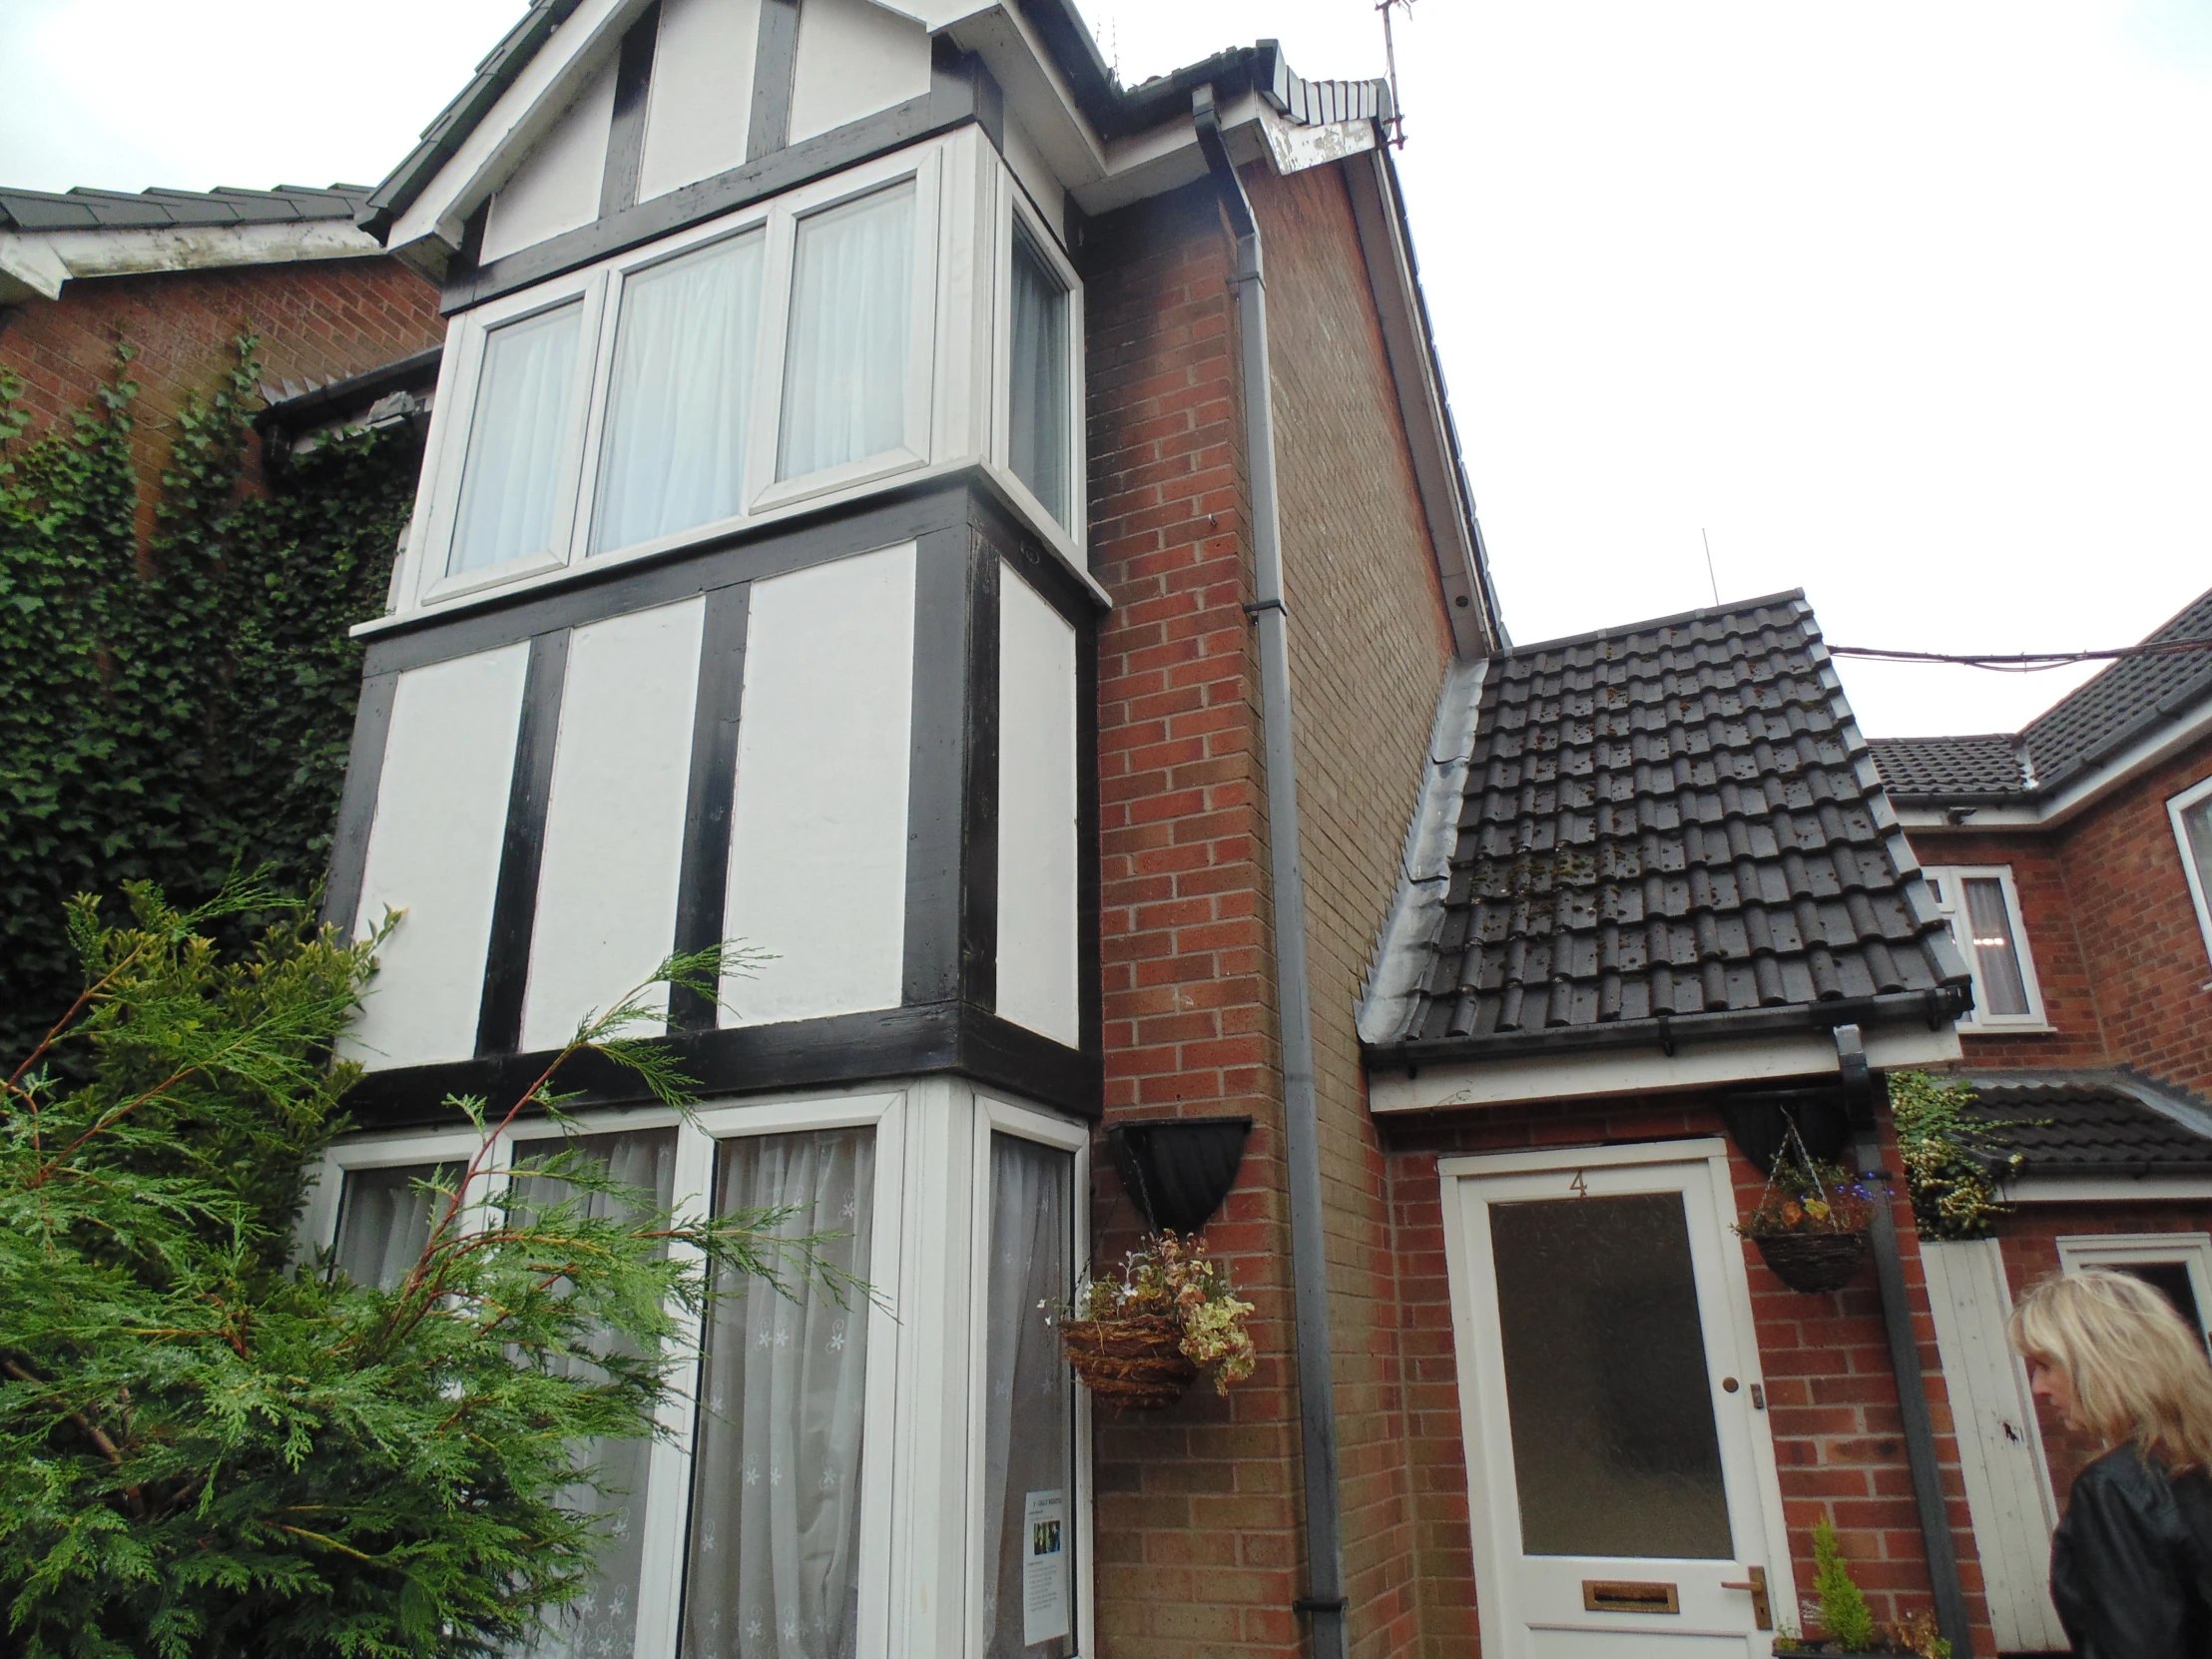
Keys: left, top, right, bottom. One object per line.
{"left": 1568, "top": 1171, "right": 1588, "bottom": 1198}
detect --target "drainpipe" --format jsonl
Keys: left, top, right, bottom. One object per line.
{"left": 1837, "top": 1024, "right": 1974, "bottom": 1656}
{"left": 1192, "top": 84, "right": 1350, "bottom": 1659}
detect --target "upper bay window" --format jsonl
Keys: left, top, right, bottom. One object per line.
{"left": 402, "top": 131, "right": 1085, "bottom": 616}
{"left": 1925, "top": 864, "right": 2048, "bottom": 1030}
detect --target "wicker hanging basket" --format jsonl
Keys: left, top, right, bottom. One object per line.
{"left": 1061, "top": 1314, "right": 1198, "bottom": 1411}
{"left": 1753, "top": 1228, "right": 1870, "bottom": 1294}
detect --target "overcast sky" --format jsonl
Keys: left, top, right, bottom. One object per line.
{"left": 4, "top": 0, "right": 2207, "bottom": 738}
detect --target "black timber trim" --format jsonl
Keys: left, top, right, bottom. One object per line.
{"left": 748, "top": 0, "right": 802, "bottom": 162}
{"left": 321, "top": 670, "right": 399, "bottom": 934}
{"left": 599, "top": 2, "right": 660, "bottom": 220}
{"left": 960, "top": 531, "right": 1001, "bottom": 1011}
{"left": 344, "top": 1001, "right": 1102, "bottom": 1129}
{"left": 474, "top": 631, "right": 570, "bottom": 1056}
{"left": 361, "top": 481, "right": 970, "bottom": 676}
{"left": 443, "top": 69, "right": 987, "bottom": 313}
{"left": 669, "top": 583, "right": 752, "bottom": 1030}
{"left": 938, "top": 35, "right": 1003, "bottom": 155}
{"left": 901, "top": 523, "right": 975, "bottom": 1009}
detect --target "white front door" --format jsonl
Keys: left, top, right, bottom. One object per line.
{"left": 1440, "top": 1139, "right": 1796, "bottom": 1659}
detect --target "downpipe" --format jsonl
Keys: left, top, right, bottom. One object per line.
{"left": 1193, "top": 84, "right": 1350, "bottom": 1659}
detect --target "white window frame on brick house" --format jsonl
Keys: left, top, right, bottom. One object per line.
{"left": 2058, "top": 1232, "right": 2212, "bottom": 1350}
{"left": 399, "top": 127, "right": 1090, "bottom": 619}
{"left": 1924, "top": 864, "right": 2050, "bottom": 1031}
{"left": 2168, "top": 774, "right": 2212, "bottom": 976}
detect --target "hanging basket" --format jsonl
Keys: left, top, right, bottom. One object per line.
{"left": 1753, "top": 1228, "right": 1870, "bottom": 1294}
{"left": 1061, "top": 1314, "right": 1198, "bottom": 1411}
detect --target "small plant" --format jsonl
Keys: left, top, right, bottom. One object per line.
{"left": 1813, "top": 1516, "right": 1877, "bottom": 1650}
{"left": 1883, "top": 1609, "right": 1951, "bottom": 1659}
{"left": 1735, "top": 1160, "right": 1875, "bottom": 1240}
{"left": 1072, "top": 1231, "right": 1257, "bottom": 1393}
{"left": 1889, "top": 1070, "right": 2025, "bottom": 1240}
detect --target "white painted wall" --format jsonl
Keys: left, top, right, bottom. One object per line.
{"left": 519, "top": 598, "right": 706, "bottom": 1051}
{"left": 637, "top": 0, "right": 763, "bottom": 202}
{"left": 481, "top": 57, "right": 617, "bottom": 265}
{"left": 343, "top": 643, "right": 531, "bottom": 1070}
{"left": 722, "top": 543, "right": 915, "bottom": 1024}
{"left": 995, "top": 572, "right": 1079, "bottom": 1045}
{"left": 788, "top": 0, "right": 932, "bottom": 145}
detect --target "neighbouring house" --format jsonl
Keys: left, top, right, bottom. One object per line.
{"left": 1867, "top": 584, "right": 2212, "bottom": 1655}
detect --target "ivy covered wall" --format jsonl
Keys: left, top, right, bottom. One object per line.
{"left": 0, "top": 341, "right": 417, "bottom": 1058}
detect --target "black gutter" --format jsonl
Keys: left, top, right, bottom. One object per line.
{"left": 1366, "top": 985, "right": 1970, "bottom": 1073}
{"left": 1193, "top": 84, "right": 1350, "bottom": 1659}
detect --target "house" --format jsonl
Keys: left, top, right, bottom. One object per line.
{"left": 1867, "top": 584, "right": 2212, "bottom": 1654}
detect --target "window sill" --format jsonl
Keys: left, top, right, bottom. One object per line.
{"left": 1957, "top": 1022, "right": 2056, "bottom": 1037}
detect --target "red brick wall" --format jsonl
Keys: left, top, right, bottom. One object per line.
{"left": 0, "top": 257, "right": 442, "bottom": 546}
{"left": 1382, "top": 1097, "right": 1994, "bottom": 1653}
{"left": 1246, "top": 157, "right": 1457, "bottom": 1659}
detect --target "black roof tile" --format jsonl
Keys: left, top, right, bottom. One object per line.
{"left": 1368, "top": 592, "right": 1971, "bottom": 1055}
{"left": 1868, "top": 735, "right": 2024, "bottom": 799}
{"left": 1968, "top": 1074, "right": 2212, "bottom": 1176}
{"left": 0, "top": 182, "right": 371, "bottom": 235}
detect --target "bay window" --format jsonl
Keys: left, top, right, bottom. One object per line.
{"left": 302, "top": 1086, "right": 1090, "bottom": 1659}
{"left": 1924, "top": 865, "right": 2047, "bottom": 1030}
{"left": 401, "top": 130, "right": 1087, "bottom": 617}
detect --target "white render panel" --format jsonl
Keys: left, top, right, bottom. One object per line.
{"left": 1920, "top": 1239, "right": 2068, "bottom": 1651}
{"left": 343, "top": 643, "right": 531, "bottom": 1069}
{"left": 788, "top": 0, "right": 932, "bottom": 145}
{"left": 722, "top": 543, "right": 915, "bottom": 1024}
{"left": 637, "top": 0, "right": 763, "bottom": 202}
{"left": 995, "top": 573, "right": 1079, "bottom": 1045}
{"left": 480, "top": 58, "right": 617, "bottom": 265}
{"left": 519, "top": 598, "right": 706, "bottom": 1051}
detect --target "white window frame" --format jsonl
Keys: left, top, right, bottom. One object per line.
{"left": 966, "top": 1097, "right": 1094, "bottom": 1659}
{"left": 1924, "top": 863, "right": 2050, "bottom": 1031}
{"left": 2167, "top": 774, "right": 2212, "bottom": 975}
{"left": 2058, "top": 1232, "right": 2212, "bottom": 1348}
{"left": 990, "top": 185, "right": 1085, "bottom": 545}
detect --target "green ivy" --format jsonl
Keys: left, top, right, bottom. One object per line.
{"left": 0, "top": 337, "right": 413, "bottom": 1061}
{"left": 1890, "top": 1069, "right": 2025, "bottom": 1240}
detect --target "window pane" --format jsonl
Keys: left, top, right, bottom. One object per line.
{"left": 1962, "top": 877, "right": 2031, "bottom": 1017}
{"left": 2184, "top": 795, "right": 2212, "bottom": 911}
{"left": 592, "top": 235, "right": 765, "bottom": 555}
{"left": 984, "top": 1135, "right": 1076, "bottom": 1659}
{"left": 685, "top": 1128, "right": 874, "bottom": 1659}
{"left": 451, "top": 301, "right": 585, "bottom": 573}
{"left": 1489, "top": 1193, "right": 1734, "bottom": 1559}
{"left": 1009, "top": 232, "right": 1071, "bottom": 531}
{"left": 509, "top": 1130, "right": 680, "bottom": 1659}
{"left": 778, "top": 185, "right": 915, "bottom": 480}
{"left": 331, "top": 1162, "right": 457, "bottom": 1291}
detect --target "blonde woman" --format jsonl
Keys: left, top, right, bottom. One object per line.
{"left": 2012, "top": 1268, "right": 2212, "bottom": 1658}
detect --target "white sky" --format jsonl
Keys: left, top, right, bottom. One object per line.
{"left": 4, "top": 0, "right": 2207, "bottom": 738}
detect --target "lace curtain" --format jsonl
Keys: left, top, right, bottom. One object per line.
{"left": 777, "top": 185, "right": 914, "bottom": 480}
{"left": 1007, "top": 232, "right": 1071, "bottom": 529}
{"left": 330, "top": 1162, "right": 456, "bottom": 1290}
{"left": 684, "top": 1128, "right": 875, "bottom": 1659}
{"left": 509, "top": 1129, "right": 681, "bottom": 1659}
{"left": 451, "top": 300, "right": 584, "bottom": 573}
{"left": 982, "top": 1135, "right": 1075, "bottom": 1658}
{"left": 591, "top": 234, "right": 764, "bottom": 555}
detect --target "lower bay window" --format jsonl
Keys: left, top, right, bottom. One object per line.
{"left": 301, "top": 1086, "right": 1090, "bottom": 1659}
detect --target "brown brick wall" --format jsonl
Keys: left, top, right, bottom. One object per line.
{"left": 1245, "top": 158, "right": 1456, "bottom": 1659}
{"left": 1382, "top": 1098, "right": 1994, "bottom": 1652}
{"left": 0, "top": 257, "right": 443, "bottom": 546}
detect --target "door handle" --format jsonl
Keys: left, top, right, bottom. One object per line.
{"left": 1721, "top": 1564, "right": 1772, "bottom": 1630}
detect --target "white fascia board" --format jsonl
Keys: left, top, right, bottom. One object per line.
{"left": 1368, "top": 1021, "right": 1963, "bottom": 1114}
{"left": 1897, "top": 697, "right": 2212, "bottom": 836}
{"left": 1257, "top": 102, "right": 1377, "bottom": 176}
{"left": 388, "top": 0, "right": 644, "bottom": 259}
{"left": 2006, "top": 1174, "right": 2212, "bottom": 1204}
{"left": 936, "top": 3, "right": 1107, "bottom": 192}
{"left": 1, "top": 222, "right": 382, "bottom": 300}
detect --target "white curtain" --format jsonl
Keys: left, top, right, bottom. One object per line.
{"left": 2184, "top": 796, "right": 2212, "bottom": 901}
{"left": 684, "top": 1129, "right": 875, "bottom": 1659}
{"left": 331, "top": 1162, "right": 456, "bottom": 1290}
{"left": 509, "top": 1129, "right": 681, "bottom": 1659}
{"left": 1961, "top": 877, "right": 2031, "bottom": 1015}
{"left": 591, "top": 235, "right": 764, "bottom": 556}
{"left": 982, "top": 1136, "right": 1075, "bottom": 1659}
{"left": 777, "top": 185, "right": 915, "bottom": 480}
{"left": 451, "top": 300, "right": 585, "bottom": 573}
{"left": 1007, "top": 234, "right": 1071, "bottom": 530}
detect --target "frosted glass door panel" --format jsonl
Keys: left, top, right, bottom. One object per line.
{"left": 777, "top": 184, "right": 915, "bottom": 479}
{"left": 450, "top": 302, "right": 584, "bottom": 573}
{"left": 1489, "top": 1193, "right": 1733, "bottom": 1559}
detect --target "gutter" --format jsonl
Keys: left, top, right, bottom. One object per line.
{"left": 1193, "top": 84, "right": 1349, "bottom": 1659}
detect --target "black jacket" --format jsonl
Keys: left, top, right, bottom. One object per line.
{"left": 2052, "top": 1445, "right": 2212, "bottom": 1658}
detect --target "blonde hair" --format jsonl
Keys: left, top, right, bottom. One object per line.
{"left": 2011, "top": 1268, "right": 2212, "bottom": 1470}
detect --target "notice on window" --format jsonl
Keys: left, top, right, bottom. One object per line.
{"left": 1022, "top": 1488, "right": 1069, "bottom": 1646}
